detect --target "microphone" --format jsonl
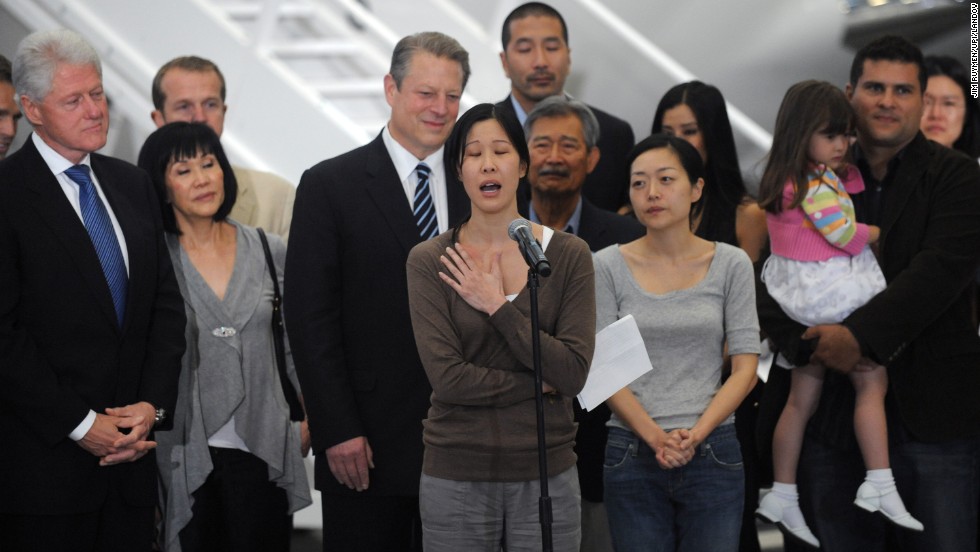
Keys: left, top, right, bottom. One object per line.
{"left": 508, "top": 219, "right": 552, "bottom": 276}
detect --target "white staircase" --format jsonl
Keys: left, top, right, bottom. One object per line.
{"left": 0, "top": 0, "right": 503, "bottom": 182}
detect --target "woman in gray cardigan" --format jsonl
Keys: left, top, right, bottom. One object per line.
{"left": 596, "top": 134, "right": 760, "bottom": 552}
{"left": 138, "top": 122, "right": 310, "bottom": 552}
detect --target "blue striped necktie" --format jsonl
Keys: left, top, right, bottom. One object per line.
{"left": 414, "top": 163, "right": 438, "bottom": 240}
{"left": 64, "top": 165, "right": 128, "bottom": 327}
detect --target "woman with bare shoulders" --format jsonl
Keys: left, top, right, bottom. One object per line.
{"left": 652, "top": 81, "right": 767, "bottom": 262}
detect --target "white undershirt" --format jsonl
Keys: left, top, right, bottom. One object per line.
{"left": 382, "top": 124, "right": 450, "bottom": 235}
{"left": 505, "top": 227, "right": 554, "bottom": 302}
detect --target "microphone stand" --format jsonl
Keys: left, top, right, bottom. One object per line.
{"left": 526, "top": 264, "right": 553, "bottom": 552}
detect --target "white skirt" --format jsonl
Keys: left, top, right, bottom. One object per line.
{"left": 762, "top": 246, "right": 886, "bottom": 328}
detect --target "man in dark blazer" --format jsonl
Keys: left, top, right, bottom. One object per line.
{"left": 758, "top": 36, "right": 980, "bottom": 552}
{"left": 521, "top": 95, "right": 643, "bottom": 552}
{"left": 284, "top": 32, "right": 470, "bottom": 552}
{"left": 0, "top": 30, "right": 185, "bottom": 551}
{"left": 0, "top": 55, "right": 21, "bottom": 159}
{"left": 498, "top": 2, "right": 635, "bottom": 214}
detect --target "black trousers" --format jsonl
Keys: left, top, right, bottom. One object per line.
{"left": 321, "top": 493, "right": 422, "bottom": 552}
{"left": 0, "top": 477, "right": 154, "bottom": 552}
{"left": 179, "top": 447, "right": 291, "bottom": 552}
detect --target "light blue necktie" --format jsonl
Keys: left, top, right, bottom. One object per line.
{"left": 64, "top": 165, "right": 128, "bottom": 327}
{"left": 414, "top": 163, "right": 438, "bottom": 240}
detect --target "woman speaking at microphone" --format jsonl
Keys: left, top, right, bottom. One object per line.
{"left": 407, "top": 103, "right": 596, "bottom": 551}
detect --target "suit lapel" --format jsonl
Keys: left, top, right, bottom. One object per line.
{"left": 496, "top": 96, "right": 519, "bottom": 124}
{"left": 577, "top": 200, "right": 605, "bottom": 246}
{"left": 17, "top": 144, "right": 120, "bottom": 330}
{"left": 879, "top": 136, "right": 927, "bottom": 244}
{"left": 363, "top": 135, "right": 424, "bottom": 255}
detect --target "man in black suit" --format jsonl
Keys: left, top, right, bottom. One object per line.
{"left": 759, "top": 36, "right": 980, "bottom": 552}
{"left": 522, "top": 95, "right": 643, "bottom": 552}
{"left": 497, "top": 2, "right": 635, "bottom": 213}
{"left": 0, "top": 30, "right": 185, "bottom": 551}
{"left": 0, "top": 55, "right": 21, "bottom": 159}
{"left": 284, "top": 32, "right": 470, "bottom": 552}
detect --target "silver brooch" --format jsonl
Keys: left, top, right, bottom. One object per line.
{"left": 212, "top": 326, "right": 237, "bottom": 338}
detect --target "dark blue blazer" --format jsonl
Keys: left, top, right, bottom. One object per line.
{"left": 285, "top": 133, "right": 470, "bottom": 496}
{"left": 0, "top": 138, "right": 186, "bottom": 514}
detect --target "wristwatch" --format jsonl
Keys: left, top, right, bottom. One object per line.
{"left": 154, "top": 407, "right": 167, "bottom": 428}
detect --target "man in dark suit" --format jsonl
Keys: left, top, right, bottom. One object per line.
{"left": 0, "top": 55, "right": 21, "bottom": 159}
{"left": 0, "top": 30, "right": 185, "bottom": 551}
{"left": 759, "top": 36, "right": 980, "bottom": 552}
{"left": 497, "top": 2, "right": 635, "bottom": 214}
{"left": 522, "top": 95, "right": 642, "bottom": 552}
{"left": 284, "top": 32, "right": 470, "bottom": 552}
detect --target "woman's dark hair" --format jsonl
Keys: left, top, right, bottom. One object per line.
{"left": 137, "top": 122, "right": 238, "bottom": 235}
{"left": 758, "top": 80, "right": 855, "bottom": 214}
{"left": 925, "top": 55, "right": 980, "bottom": 158}
{"left": 444, "top": 102, "right": 530, "bottom": 180}
{"left": 628, "top": 133, "right": 705, "bottom": 223}
{"left": 651, "top": 81, "right": 746, "bottom": 244}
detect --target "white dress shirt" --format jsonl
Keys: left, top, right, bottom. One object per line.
{"left": 382, "top": 124, "right": 450, "bottom": 235}
{"left": 32, "top": 133, "right": 130, "bottom": 441}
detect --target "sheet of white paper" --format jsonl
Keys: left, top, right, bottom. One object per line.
{"left": 577, "top": 315, "right": 653, "bottom": 411}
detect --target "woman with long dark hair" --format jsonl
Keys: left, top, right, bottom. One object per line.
{"left": 651, "top": 81, "right": 767, "bottom": 261}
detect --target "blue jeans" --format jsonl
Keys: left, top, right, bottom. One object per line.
{"left": 793, "top": 431, "right": 980, "bottom": 552}
{"left": 603, "top": 424, "right": 744, "bottom": 552}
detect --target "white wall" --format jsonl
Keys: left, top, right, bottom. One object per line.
{"left": 1, "top": 0, "right": 971, "bottom": 187}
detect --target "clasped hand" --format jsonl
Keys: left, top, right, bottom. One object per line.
{"left": 439, "top": 244, "right": 506, "bottom": 316}
{"left": 78, "top": 401, "right": 157, "bottom": 466}
{"left": 651, "top": 428, "right": 701, "bottom": 470}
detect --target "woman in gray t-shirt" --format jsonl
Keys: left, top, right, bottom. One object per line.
{"left": 595, "top": 134, "right": 760, "bottom": 552}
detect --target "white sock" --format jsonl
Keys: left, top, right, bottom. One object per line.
{"left": 770, "top": 482, "right": 810, "bottom": 530}
{"left": 865, "top": 469, "right": 911, "bottom": 516}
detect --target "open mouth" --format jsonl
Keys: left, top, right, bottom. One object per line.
{"left": 480, "top": 182, "right": 502, "bottom": 193}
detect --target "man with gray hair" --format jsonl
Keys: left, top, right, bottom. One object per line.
{"left": 523, "top": 95, "right": 643, "bottom": 552}
{"left": 0, "top": 54, "right": 21, "bottom": 158}
{"left": 285, "top": 31, "right": 470, "bottom": 551}
{"left": 0, "top": 29, "right": 185, "bottom": 551}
